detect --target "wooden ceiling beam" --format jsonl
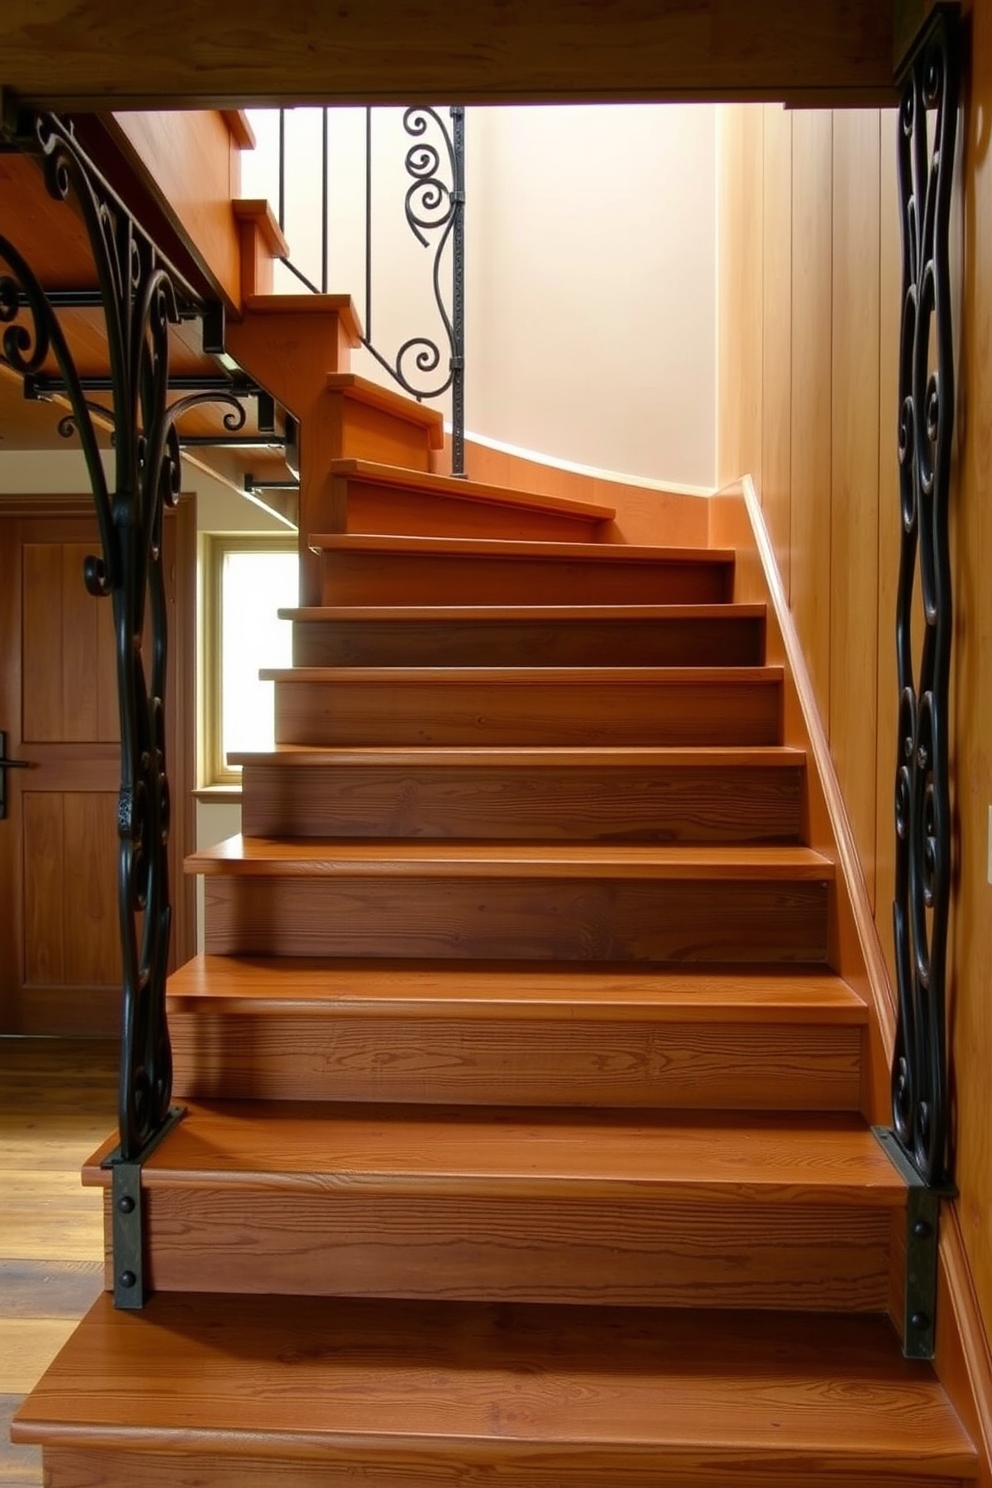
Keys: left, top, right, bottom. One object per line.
{"left": 0, "top": 0, "right": 897, "bottom": 110}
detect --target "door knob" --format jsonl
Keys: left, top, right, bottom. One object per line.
{"left": 0, "top": 730, "right": 30, "bottom": 820}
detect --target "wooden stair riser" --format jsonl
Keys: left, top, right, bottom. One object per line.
{"left": 320, "top": 551, "right": 733, "bottom": 606}
{"left": 241, "top": 760, "right": 803, "bottom": 842}
{"left": 329, "top": 392, "right": 438, "bottom": 473}
{"left": 102, "top": 1190, "right": 898, "bottom": 1312}
{"left": 272, "top": 675, "right": 783, "bottom": 749}
{"left": 40, "top": 1446, "right": 975, "bottom": 1488}
{"left": 202, "top": 876, "right": 829, "bottom": 961}
{"left": 333, "top": 477, "right": 604, "bottom": 542}
{"left": 169, "top": 1009, "right": 863, "bottom": 1109}
{"left": 290, "top": 612, "right": 766, "bottom": 668}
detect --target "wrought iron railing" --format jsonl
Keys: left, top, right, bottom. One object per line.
{"left": 0, "top": 109, "right": 242, "bottom": 1306}
{"left": 271, "top": 105, "right": 465, "bottom": 475}
{"left": 872, "top": 0, "right": 959, "bottom": 1363}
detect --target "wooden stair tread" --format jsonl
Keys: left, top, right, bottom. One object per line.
{"left": 283, "top": 602, "right": 765, "bottom": 622}
{"left": 326, "top": 372, "right": 445, "bottom": 442}
{"left": 167, "top": 954, "right": 867, "bottom": 1023}
{"left": 15, "top": 1293, "right": 975, "bottom": 1480}
{"left": 331, "top": 457, "right": 617, "bottom": 522}
{"left": 82, "top": 1103, "right": 904, "bottom": 1202}
{"left": 311, "top": 532, "right": 734, "bottom": 563}
{"left": 261, "top": 664, "right": 782, "bottom": 685}
{"left": 187, "top": 837, "right": 834, "bottom": 880}
{"left": 230, "top": 743, "right": 806, "bottom": 768}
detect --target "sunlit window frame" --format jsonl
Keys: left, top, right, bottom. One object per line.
{"left": 200, "top": 533, "right": 299, "bottom": 788}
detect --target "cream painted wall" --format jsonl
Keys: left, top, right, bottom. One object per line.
{"left": 242, "top": 104, "right": 717, "bottom": 487}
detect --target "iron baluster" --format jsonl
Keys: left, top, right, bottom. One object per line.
{"left": 0, "top": 110, "right": 240, "bottom": 1303}
{"left": 892, "top": 4, "right": 958, "bottom": 1191}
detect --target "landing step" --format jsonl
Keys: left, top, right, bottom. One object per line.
{"left": 188, "top": 838, "right": 833, "bottom": 880}
{"left": 16, "top": 1295, "right": 975, "bottom": 1488}
{"left": 168, "top": 956, "right": 866, "bottom": 1110}
{"left": 80, "top": 1105, "right": 903, "bottom": 1307}
{"left": 283, "top": 601, "right": 766, "bottom": 667}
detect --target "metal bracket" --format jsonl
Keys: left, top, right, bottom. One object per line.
{"left": 102, "top": 1105, "right": 185, "bottom": 1309}
{"left": 873, "top": 1126, "right": 956, "bottom": 1359}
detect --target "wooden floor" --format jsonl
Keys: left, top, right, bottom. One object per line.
{"left": 0, "top": 1037, "right": 117, "bottom": 1488}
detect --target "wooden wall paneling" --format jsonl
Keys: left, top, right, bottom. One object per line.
{"left": 62, "top": 792, "right": 122, "bottom": 987}
{"left": 21, "top": 543, "right": 64, "bottom": 743}
{"left": 61, "top": 544, "right": 101, "bottom": 743}
{"left": 874, "top": 108, "right": 902, "bottom": 990}
{"left": 22, "top": 793, "right": 65, "bottom": 987}
{"left": 790, "top": 110, "right": 834, "bottom": 733}
{"left": 761, "top": 102, "right": 793, "bottom": 599}
{"left": 717, "top": 105, "right": 764, "bottom": 489}
{"left": 947, "top": 0, "right": 992, "bottom": 1345}
{"left": 829, "top": 109, "right": 881, "bottom": 908}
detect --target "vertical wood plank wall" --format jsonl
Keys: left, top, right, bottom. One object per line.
{"left": 717, "top": 64, "right": 992, "bottom": 1337}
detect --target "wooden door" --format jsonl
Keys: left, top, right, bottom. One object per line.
{"left": 0, "top": 497, "right": 195, "bottom": 1035}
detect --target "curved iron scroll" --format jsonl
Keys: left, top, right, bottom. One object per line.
{"left": 892, "top": 6, "right": 959, "bottom": 1188}
{"left": 363, "top": 105, "right": 465, "bottom": 474}
{"left": 0, "top": 112, "right": 211, "bottom": 1161}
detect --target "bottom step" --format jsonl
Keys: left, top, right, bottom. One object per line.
{"left": 15, "top": 1292, "right": 975, "bottom": 1488}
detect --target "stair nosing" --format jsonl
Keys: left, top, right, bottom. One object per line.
{"left": 185, "top": 838, "right": 834, "bottom": 880}
{"left": 231, "top": 744, "right": 805, "bottom": 767}
{"left": 281, "top": 602, "right": 764, "bottom": 622}
{"left": 311, "top": 532, "right": 735, "bottom": 563}
{"left": 260, "top": 665, "right": 784, "bottom": 684}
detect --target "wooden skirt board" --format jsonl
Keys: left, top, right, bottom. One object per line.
{"left": 0, "top": 502, "right": 196, "bottom": 1034}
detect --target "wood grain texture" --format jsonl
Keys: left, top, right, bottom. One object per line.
{"left": 789, "top": 109, "right": 834, "bottom": 733}
{"left": 130, "top": 1188, "right": 895, "bottom": 1310}
{"left": 240, "top": 755, "right": 803, "bottom": 842}
{"left": 14, "top": 1294, "right": 975, "bottom": 1488}
{"left": 287, "top": 606, "right": 766, "bottom": 669}
{"left": 761, "top": 101, "right": 793, "bottom": 599}
{"left": 318, "top": 536, "right": 733, "bottom": 607}
{"left": 0, "top": 2, "right": 897, "bottom": 109}
{"left": 269, "top": 668, "right": 783, "bottom": 749}
{"left": 716, "top": 104, "right": 763, "bottom": 488}
{"left": 201, "top": 874, "right": 828, "bottom": 962}
{"left": 830, "top": 108, "right": 880, "bottom": 910}
{"left": 332, "top": 459, "right": 616, "bottom": 521}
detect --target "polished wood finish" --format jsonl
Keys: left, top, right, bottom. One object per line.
{"left": 325, "top": 373, "right": 442, "bottom": 475}
{"left": 238, "top": 747, "right": 803, "bottom": 842}
{"left": 168, "top": 957, "right": 863, "bottom": 1109}
{"left": 326, "top": 458, "right": 615, "bottom": 542}
{"left": 15, "top": 1294, "right": 974, "bottom": 1488}
{"left": 285, "top": 603, "right": 767, "bottom": 668}
{"left": 0, "top": 1038, "right": 117, "bottom": 1488}
{"left": 0, "top": 3, "right": 898, "bottom": 110}
{"left": 0, "top": 505, "right": 196, "bottom": 1034}
{"left": 200, "top": 872, "right": 828, "bottom": 962}
{"left": 317, "top": 533, "right": 734, "bottom": 607}
{"left": 268, "top": 666, "right": 783, "bottom": 748}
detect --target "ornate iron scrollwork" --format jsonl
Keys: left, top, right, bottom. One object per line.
{"left": 363, "top": 105, "right": 466, "bottom": 473}
{"left": 0, "top": 110, "right": 213, "bottom": 1168}
{"left": 892, "top": 5, "right": 959, "bottom": 1189}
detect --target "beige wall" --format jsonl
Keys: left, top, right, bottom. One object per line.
{"left": 717, "top": 69, "right": 992, "bottom": 1339}
{"left": 243, "top": 104, "right": 717, "bottom": 487}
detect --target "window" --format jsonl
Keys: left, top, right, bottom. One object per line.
{"left": 202, "top": 536, "right": 299, "bottom": 787}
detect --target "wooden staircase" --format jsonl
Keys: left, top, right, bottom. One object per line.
{"left": 12, "top": 311, "right": 977, "bottom": 1486}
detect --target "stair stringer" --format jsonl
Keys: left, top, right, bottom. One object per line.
{"left": 710, "top": 475, "right": 992, "bottom": 1488}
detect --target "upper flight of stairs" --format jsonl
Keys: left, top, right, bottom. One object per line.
{"left": 13, "top": 312, "right": 977, "bottom": 1487}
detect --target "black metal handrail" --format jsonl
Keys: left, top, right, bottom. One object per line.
{"left": 272, "top": 105, "right": 465, "bottom": 476}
